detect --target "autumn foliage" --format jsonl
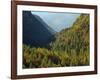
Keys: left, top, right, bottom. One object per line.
{"left": 23, "top": 14, "right": 90, "bottom": 68}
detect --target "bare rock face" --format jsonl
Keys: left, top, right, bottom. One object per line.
{"left": 23, "top": 11, "right": 55, "bottom": 47}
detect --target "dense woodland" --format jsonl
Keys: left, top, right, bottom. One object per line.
{"left": 23, "top": 14, "right": 90, "bottom": 68}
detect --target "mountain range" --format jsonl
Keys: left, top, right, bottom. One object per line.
{"left": 23, "top": 12, "right": 90, "bottom": 68}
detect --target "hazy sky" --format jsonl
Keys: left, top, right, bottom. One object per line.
{"left": 31, "top": 11, "right": 80, "bottom": 32}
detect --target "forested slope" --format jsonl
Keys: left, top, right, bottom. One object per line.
{"left": 23, "top": 14, "right": 90, "bottom": 68}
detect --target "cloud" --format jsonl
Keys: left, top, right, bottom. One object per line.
{"left": 31, "top": 11, "right": 80, "bottom": 32}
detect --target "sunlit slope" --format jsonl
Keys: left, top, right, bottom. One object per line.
{"left": 50, "top": 14, "right": 89, "bottom": 55}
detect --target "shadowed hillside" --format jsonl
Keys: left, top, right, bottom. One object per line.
{"left": 23, "top": 11, "right": 56, "bottom": 47}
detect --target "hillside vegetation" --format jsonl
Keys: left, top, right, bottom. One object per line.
{"left": 23, "top": 14, "right": 90, "bottom": 68}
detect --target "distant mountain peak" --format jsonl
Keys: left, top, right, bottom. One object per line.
{"left": 32, "top": 14, "right": 56, "bottom": 34}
